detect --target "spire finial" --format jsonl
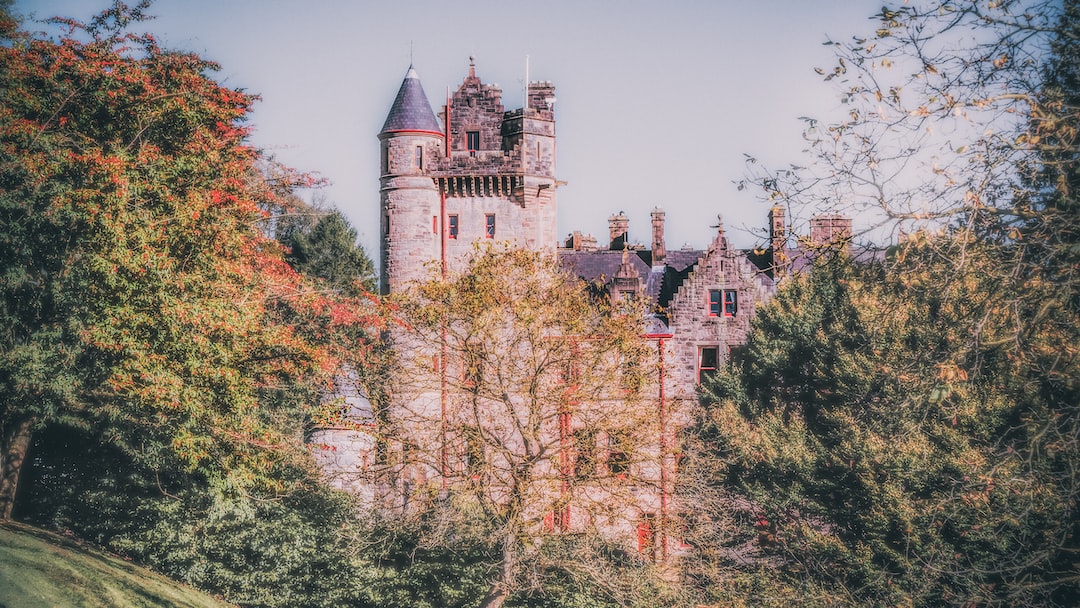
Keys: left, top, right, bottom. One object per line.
{"left": 410, "top": 41, "right": 414, "bottom": 66}
{"left": 468, "top": 55, "right": 476, "bottom": 78}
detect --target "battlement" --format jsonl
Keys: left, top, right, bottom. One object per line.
{"left": 439, "top": 60, "right": 556, "bottom": 179}
{"left": 379, "top": 60, "right": 559, "bottom": 294}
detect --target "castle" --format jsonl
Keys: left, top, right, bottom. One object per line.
{"left": 309, "top": 60, "right": 854, "bottom": 559}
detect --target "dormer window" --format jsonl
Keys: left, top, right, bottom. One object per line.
{"left": 467, "top": 131, "right": 480, "bottom": 157}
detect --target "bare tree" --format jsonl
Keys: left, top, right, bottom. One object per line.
{"left": 383, "top": 246, "right": 667, "bottom": 608}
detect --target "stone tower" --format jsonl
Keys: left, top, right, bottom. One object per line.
{"left": 379, "top": 59, "right": 559, "bottom": 294}
{"left": 379, "top": 66, "right": 446, "bottom": 294}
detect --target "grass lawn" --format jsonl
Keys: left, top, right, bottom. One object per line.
{"left": 0, "top": 520, "right": 234, "bottom": 608}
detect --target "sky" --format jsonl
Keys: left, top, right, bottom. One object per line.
{"left": 15, "top": 0, "right": 883, "bottom": 258}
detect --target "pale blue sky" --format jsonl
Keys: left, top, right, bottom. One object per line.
{"left": 15, "top": 0, "right": 881, "bottom": 257}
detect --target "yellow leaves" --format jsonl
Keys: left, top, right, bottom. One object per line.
{"left": 935, "top": 363, "right": 968, "bottom": 383}
{"left": 963, "top": 189, "right": 980, "bottom": 206}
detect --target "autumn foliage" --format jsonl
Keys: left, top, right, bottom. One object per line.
{"left": 0, "top": 1, "right": 377, "bottom": 516}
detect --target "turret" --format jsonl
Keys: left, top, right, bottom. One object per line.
{"left": 379, "top": 66, "right": 445, "bottom": 294}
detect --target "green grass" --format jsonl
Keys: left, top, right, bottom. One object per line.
{"left": 0, "top": 521, "right": 234, "bottom": 608}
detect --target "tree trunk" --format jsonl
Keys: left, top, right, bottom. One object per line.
{"left": 0, "top": 416, "right": 33, "bottom": 520}
{"left": 479, "top": 529, "right": 517, "bottom": 608}
{"left": 479, "top": 587, "right": 506, "bottom": 608}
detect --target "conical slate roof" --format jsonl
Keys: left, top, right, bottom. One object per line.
{"left": 381, "top": 66, "right": 443, "bottom": 134}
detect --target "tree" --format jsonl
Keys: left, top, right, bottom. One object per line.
{"left": 702, "top": 2, "right": 1080, "bottom": 603}
{"left": 0, "top": 4, "right": 390, "bottom": 605}
{"left": 741, "top": 0, "right": 1076, "bottom": 303}
{"left": 386, "top": 246, "right": 677, "bottom": 608}
{"left": 278, "top": 204, "right": 377, "bottom": 297}
{"left": 685, "top": 246, "right": 1079, "bottom": 606}
{"left": 0, "top": 0, "right": 377, "bottom": 532}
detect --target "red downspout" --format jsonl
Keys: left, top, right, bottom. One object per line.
{"left": 658, "top": 336, "right": 668, "bottom": 561}
{"left": 439, "top": 190, "right": 449, "bottom": 486}
{"left": 439, "top": 94, "right": 451, "bottom": 487}
{"left": 644, "top": 332, "right": 672, "bottom": 561}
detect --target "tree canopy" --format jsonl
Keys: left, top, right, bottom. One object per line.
{"left": 0, "top": 3, "right": 383, "bottom": 605}
{"left": 689, "top": 1, "right": 1080, "bottom": 606}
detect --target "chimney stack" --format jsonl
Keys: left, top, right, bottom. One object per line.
{"left": 650, "top": 207, "right": 666, "bottom": 267}
{"left": 769, "top": 205, "right": 787, "bottom": 277}
{"left": 608, "top": 211, "right": 629, "bottom": 250}
{"left": 809, "top": 214, "right": 852, "bottom": 248}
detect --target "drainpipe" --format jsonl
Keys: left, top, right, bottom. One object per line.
{"left": 440, "top": 190, "right": 449, "bottom": 487}
{"left": 645, "top": 332, "right": 673, "bottom": 561}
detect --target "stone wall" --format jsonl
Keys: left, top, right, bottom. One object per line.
{"left": 665, "top": 225, "right": 775, "bottom": 401}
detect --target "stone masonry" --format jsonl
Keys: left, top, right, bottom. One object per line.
{"left": 313, "top": 59, "right": 855, "bottom": 561}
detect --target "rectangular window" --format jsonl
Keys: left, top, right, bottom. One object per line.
{"left": 544, "top": 507, "right": 571, "bottom": 533}
{"left": 607, "top": 434, "right": 629, "bottom": 478}
{"left": 463, "top": 351, "right": 482, "bottom": 388}
{"left": 698, "top": 346, "right": 719, "bottom": 385}
{"left": 414, "top": 145, "right": 423, "bottom": 169}
{"left": 467, "top": 131, "right": 480, "bottom": 157}
{"left": 485, "top": 214, "right": 495, "bottom": 238}
{"left": 463, "top": 428, "right": 483, "bottom": 478}
{"left": 381, "top": 145, "right": 389, "bottom": 174}
{"left": 724, "top": 289, "right": 738, "bottom": 317}
{"left": 432, "top": 215, "right": 437, "bottom": 234}
{"left": 708, "top": 290, "right": 722, "bottom": 317}
{"left": 574, "top": 429, "right": 597, "bottom": 480}
{"left": 637, "top": 514, "right": 656, "bottom": 560}
{"left": 448, "top": 214, "right": 458, "bottom": 239}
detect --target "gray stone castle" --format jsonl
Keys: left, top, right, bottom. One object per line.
{"left": 377, "top": 58, "right": 852, "bottom": 402}
{"left": 379, "top": 58, "right": 558, "bottom": 294}
{"left": 310, "top": 60, "right": 854, "bottom": 559}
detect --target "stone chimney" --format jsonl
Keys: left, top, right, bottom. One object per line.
{"left": 768, "top": 205, "right": 787, "bottom": 278}
{"left": 608, "top": 211, "right": 629, "bottom": 250}
{"left": 809, "top": 214, "right": 852, "bottom": 248}
{"left": 650, "top": 207, "right": 666, "bottom": 267}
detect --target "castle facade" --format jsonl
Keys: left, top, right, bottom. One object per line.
{"left": 310, "top": 61, "right": 853, "bottom": 559}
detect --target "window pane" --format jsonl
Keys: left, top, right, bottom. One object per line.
{"left": 708, "top": 290, "right": 721, "bottom": 316}
{"left": 724, "top": 289, "right": 738, "bottom": 316}
{"left": 700, "top": 347, "right": 718, "bottom": 369}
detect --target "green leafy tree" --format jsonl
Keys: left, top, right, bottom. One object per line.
{"left": 280, "top": 207, "right": 377, "bottom": 297}
{"left": 0, "top": 4, "right": 386, "bottom": 605}
{"left": 685, "top": 246, "right": 1079, "bottom": 607}
{"left": 697, "top": 1, "right": 1080, "bottom": 604}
